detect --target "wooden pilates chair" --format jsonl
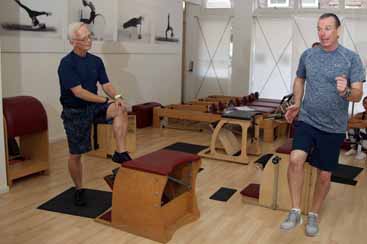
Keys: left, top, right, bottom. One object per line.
{"left": 199, "top": 110, "right": 262, "bottom": 164}
{"left": 241, "top": 139, "right": 317, "bottom": 214}
{"left": 87, "top": 114, "right": 136, "bottom": 158}
{"left": 3, "top": 96, "right": 49, "bottom": 186}
{"left": 96, "top": 149, "right": 201, "bottom": 243}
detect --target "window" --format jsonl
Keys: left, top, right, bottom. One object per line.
{"left": 301, "top": 0, "right": 319, "bottom": 8}
{"left": 267, "top": 0, "right": 290, "bottom": 8}
{"left": 345, "top": 0, "right": 363, "bottom": 8}
{"left": 206, "top": 0, "right": 233, "bottom": 8}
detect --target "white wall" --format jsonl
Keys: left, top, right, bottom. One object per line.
{"left": 230, "top": 0, "right": 253, "bottom": 96}
{"left": 0, "top": 41, "right": 9, "bottom": 193}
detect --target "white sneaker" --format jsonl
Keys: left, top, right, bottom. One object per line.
{"left": 355, "top": 152, "right": 366, "bottom": 160}
{"left": 280, "top": 209, "right": 303, "bottom": 231}
{"left": 345, "top": 148, "right": 357, "bottom": 156}
{"left": 305, "top": 212, "right": 319, "bottom": 237}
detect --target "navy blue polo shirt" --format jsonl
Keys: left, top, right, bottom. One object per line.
{"left": 58, "top": 51, "right": 110, "bottom": 108}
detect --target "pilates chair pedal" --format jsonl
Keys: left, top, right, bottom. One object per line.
{"left": 104, "top": 174, "right": 115, "bottom": 190}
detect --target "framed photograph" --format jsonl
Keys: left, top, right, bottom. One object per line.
{"left": 0, "top": 0, "right": 64, "bottom": 39}
{"left": 267, "top": 0, "right": 289, "bottom": 8}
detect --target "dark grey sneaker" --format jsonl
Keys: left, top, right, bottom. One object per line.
{"left": 280, "top": 209, "right": 303, "bottom": 231}
{"left": 305, "top": 213, "right": 319, "bottom": 237}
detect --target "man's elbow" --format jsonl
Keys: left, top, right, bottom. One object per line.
{"left": 71, "top": 87, "right": 83, "bottom": 98}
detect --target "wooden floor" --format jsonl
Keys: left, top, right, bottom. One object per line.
{"left": 1, "top": 126, "right": 367, "bottom": 244}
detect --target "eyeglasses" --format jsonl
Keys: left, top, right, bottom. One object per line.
{"left": 73, "top": 34, "right": 92, "bottom": 42}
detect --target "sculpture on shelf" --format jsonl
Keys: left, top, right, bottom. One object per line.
{"left": 123, "top": 16, "right": 143, "bottom": 39}
{"left": 79, "top": 0, "right": 106, "bottom": 40}
{"left": 80, "top": 0, "right": 102, "bottom": 25}
{"left": 155, "top": 13, "right": 179, "bottom": 43}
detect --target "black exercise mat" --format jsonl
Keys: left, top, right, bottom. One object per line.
{"left": 332, "top": 164, "right": 363, "bottom": 180}
{"left": 209, "top": 187, "right": 237, "bottom": 202}
{"left": 331, "top": 175, "right": 357, "bottom": 186}
{"left": 38, "top": 187, "right": 112, "bottom": 218}
{"left": 164, "top": 142, "right": 207, "bottom": 154}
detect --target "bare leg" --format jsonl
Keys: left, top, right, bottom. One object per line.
{"left": 106, "top": 103, "right": 129, "bottom": 153}
{"left": 288, "top": 150, "right": 308, "bottom": 208}
{"left": 310, "top": 170, "right": 331, "bottom": 213}
{"left": 68, "top": 154, "right": 82, "bottom": 189}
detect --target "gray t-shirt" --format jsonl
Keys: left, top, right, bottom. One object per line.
{"left": 296, "top": 44, "right": 365, "bottom": 133}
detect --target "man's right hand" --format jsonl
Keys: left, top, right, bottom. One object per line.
{"left": 285, "top": 104, "right": 300, "bottom": 123}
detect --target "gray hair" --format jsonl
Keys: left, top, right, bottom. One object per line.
{"left": 68, "top": 22, "right": 85, "bottom": 40}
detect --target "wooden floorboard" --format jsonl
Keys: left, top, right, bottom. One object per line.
{"left": 1, "top": 126, "right": 366, "bottom": 244}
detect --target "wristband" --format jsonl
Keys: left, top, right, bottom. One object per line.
{"left": 114, "top": 94, "right": 123, "bottom": 100}
{"left": 343, "top": 87, "right": 351, "bottom": 98}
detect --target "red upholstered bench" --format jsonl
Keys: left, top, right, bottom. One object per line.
{"left": 96, "top": 149, "right": 201, "bottom": 243}
{"left": 122, "top": 149, "right": 200, "bottom": 175}
{"left": 3, "top": 96, "right": 49, "bottom": 186}
{"left": 132, "top": 102, "right": 162, "bottom": 128}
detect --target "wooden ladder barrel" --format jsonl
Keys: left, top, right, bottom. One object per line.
{"left": 3, "top": 96, "right": 49, "bottom": 186}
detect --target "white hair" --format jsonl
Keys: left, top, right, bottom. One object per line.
{"left": 68, "top": 22, "right": 85, "bottom": 40}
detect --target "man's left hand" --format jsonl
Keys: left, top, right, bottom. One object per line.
{"left": 336, "top": 75, "right": 348, "bottom": 96}
{"left": 115, "top": 98, "right": 127, "bottom": 112}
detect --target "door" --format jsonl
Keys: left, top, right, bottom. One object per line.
{"left": 183, "top": 4, "right": 233, "bottom": 102}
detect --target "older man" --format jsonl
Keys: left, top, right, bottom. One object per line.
{"left": 58, "top": 22, "right": 131, "bottom": 206}
{"left": 280, "top": 13, "right": 365, "bottom": 236}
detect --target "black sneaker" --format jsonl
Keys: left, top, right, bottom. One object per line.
{"left": 74, "top": 188, "right": 86, "bottom": 207}
{"left": 112, "top": 151, "right": 132, "bottom": 164}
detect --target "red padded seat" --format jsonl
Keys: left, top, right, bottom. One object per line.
{"left": 3, "top": 96, "right": 48, "bottom": 137}
{"left": 276, "top": 139, "right": 293, "bottom": 154}
{"left": 122, "top": 149, "right": 200, "bottom": 176}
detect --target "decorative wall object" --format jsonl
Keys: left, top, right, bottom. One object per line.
{"left": 0, "top": 0, "right": 63, "bottom": 38}
{"left": 68, "top": 0, "right": 118, "bottom": 41}
{"left": 118, "top": 0, "right": 154, "bottom": 43}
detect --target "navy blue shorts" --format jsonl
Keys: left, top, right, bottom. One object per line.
{"left": 292, "top": 121, "right": 345, "bottom": 172}
{"left": 61, "top": 103, "right": 112, "bottom": 155}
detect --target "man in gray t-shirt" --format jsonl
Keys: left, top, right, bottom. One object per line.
{"left": 280, "top": 13, "right": 365, "bottom": 237}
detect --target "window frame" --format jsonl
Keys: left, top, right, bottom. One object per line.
{"left": 267, "top": 0, "right": 290, "bottom": 8}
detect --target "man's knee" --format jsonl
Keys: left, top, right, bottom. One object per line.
{"left": 113, "top": 109, "right": 128, "bottom": 123}
{"left": 318, "top": 170, "right": 332, "bottom": 185}
{"left": 289, "top": 150, "right": 307, "bottom": 169}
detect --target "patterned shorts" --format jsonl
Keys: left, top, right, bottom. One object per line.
{"left": 61, "top": 103, "right": 112, "bottom": 155}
